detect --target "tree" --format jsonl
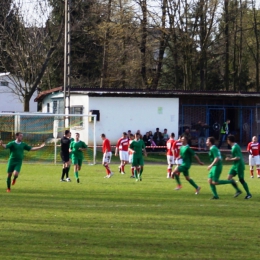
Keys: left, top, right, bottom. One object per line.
{"left": 0, "top": 0, "right": 63, "bottom": 111}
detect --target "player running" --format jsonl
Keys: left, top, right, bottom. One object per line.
{"left": 206, "top": 137, "right": 240, "bottom": 200}
{"left": 225, "top": 135, "right": 252, "bottom": 199}
{"left": 0, "top": 132, "right": 45, "bottom": 192}
{"left": 172, "top": 135, "right": 203, "bottom": 194}
{"left": 60, "top": 130, "right": 71, "bottom": 182}
{"left": 69, "top": 133, "right": 88, "bottom": 183}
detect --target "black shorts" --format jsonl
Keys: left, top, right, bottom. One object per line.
{"left": 60, "top": 153, "right": 70, "bottom": 163}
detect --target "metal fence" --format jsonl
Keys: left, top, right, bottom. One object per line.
{"left": 179, "top": 104, "right": 255, "bottom": 146}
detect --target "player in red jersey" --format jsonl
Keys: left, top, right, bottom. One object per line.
{"left": 166, "top": 133, "right": 175, "bottom": 178}
{"left": 101, "top": 133, "right": 114, "bottom": 178}
{"left": 115, "top": 132, "right": 129, "bottom": 174}
{"left": 172, "top": 136, "right": 183, "bottom": 188}
{"left": 247, "top": 136, "right": 260, "bottom": 178}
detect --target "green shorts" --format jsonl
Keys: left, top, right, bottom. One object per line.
{"left": 177, "top": 165, "right": 190, "bottom": 177}
{"left": 132, "top": 156, "right": 144, "bottom": 167}
{"left": 72, "top": 157, "right": 83, "bottom": 167}
{"left": 229, "top": 166, "right": 244, "bottom": 179}
{"left": 208, "top": 165, "right": 222, "bottom": 182}
{"left": 7, "top": 160, "right": 22, "bottom": 173}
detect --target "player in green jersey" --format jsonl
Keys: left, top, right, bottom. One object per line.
{"left": 0, "top": 132, "right": 45, "bottom": 192}
{"left": 172, "top": 135, "right": 203, "bottom": 194}
{"left": 225, "top": 135, "right": 252, "bottom": 199}
{"left": 206, "top": 137, "right": 240, "bottom": 200}
{"left": 129, "top": 133, "right": 147, "bottom": 181}
{"left": 69, "top": 133, "right": 88, "bottom": 183}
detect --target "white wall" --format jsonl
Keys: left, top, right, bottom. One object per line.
{"left": 0, "top": 74, "right": 37, "bottom": 112}
{"left": 40, "top": 94, "right": 179, "bottom": 146}
{"left": 88, "top": 96, "right": 179, "bottom": 146}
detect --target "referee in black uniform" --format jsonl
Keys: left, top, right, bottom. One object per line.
{"left": 60, "top": 130, "right": 71, "bottom": 182}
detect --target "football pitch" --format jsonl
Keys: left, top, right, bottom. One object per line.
{"left": 0, "top": 163, "right": 260, "bottom": 260}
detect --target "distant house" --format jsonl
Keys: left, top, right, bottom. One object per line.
{"left": 0, "top": 72, "right": 37, "bottom": 112}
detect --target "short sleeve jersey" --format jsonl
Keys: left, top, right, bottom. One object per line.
{"left": 70, "top": 140, "right": 88, "bottom": 159}
{"left": 61, "top": 136, "right": 70, "bottom": 155}
{"left": 166, "top": 139, "right": 175, "bottom": 156}
{"left": 173, "top": 140, "right": 182, "bottom": 158}
{"left": 102, "top": 138, "right": 111, "bottom": 153}
{"left": 116, "top": 137, "right": 129, "bottom": 152}
{"left": 247, "top": 142, "right": 260, "bottom": 156}
{"left": 130, "top": 139, "right": 145, "bottom": 157}
{"left": 6, "top": 141, "right": 31, "bottom": 161}
{"left": 180, "top": 145, "right": 194, "bottom": 169}
{"left": 231, "top": 143, "right": 245, "bottom": 170}
{"left": 209, "top": 145, "right": 222, "bottom": 167}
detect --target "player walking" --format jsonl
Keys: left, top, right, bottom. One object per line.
{"left": 60, "top": 130, "right": 71, "bottom": 182}
{"left": 128, "top": 134, "right": 135, "bottom": 178}
{"left": 0, "top": 132, "right": 45, "bottom": 192}
{"left": 115, "top": 132, "right": 129, "bottom": 174}
{"left": 172, "top": 136, "right": 203, "bottom": 194}
{"left": 69, "top": 133, "right": 87, "bottom": 183}
{"left": 225, "top": 135, "right": 252, "bottom": 199}
{"left": 166, "top": 133, "right": 175, "bottom": 178}
{"left": 129, "top": 133, "right": 147, "bottom": 181}
{"left": 246, "top": 136, "right": 260, "bottom": 178}
{"left": 101, "top": 133, "right": 114, "bottom": 178}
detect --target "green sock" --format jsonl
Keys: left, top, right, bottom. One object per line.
{"left": 74, "top": 171, "right": 79, "bottom": 179}
{"left": 231, "top": 180, "right": 240, "bottom": 192}
{"left": 218, "top": 180, "right": 233, "bottom": 185}
{"left": 175, "top": 174, "right": 181, "bottom": 185}
{"left": 210, "top": 184, "right": 218, "bottom": 197}
{"left": 134, "top": 169, "right": 137, "bottom": 179}
{"left": 7, "top": 177, "right": 11, "bottom": 189}
{"left": 241, "top": 181, "right": 250, "bottom": 195}
{"left": 14, "top": 175, "right": 18, "bottom": 180}
{"left": 188, "top": 179, "right": 198, "bottom": 189}
{"left": 140, "top": 168, "right": 143, "bottom": 177}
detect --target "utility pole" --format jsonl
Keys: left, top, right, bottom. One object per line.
{"left": 64, "top": 0, "right": 71, "bottom": 127}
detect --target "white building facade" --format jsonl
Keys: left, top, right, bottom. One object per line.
{"left": 36, "top": 88, "right": 179, "bottom": 146}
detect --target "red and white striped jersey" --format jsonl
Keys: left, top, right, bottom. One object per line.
{"left": 173, "top": 140, "right": 182, "bottom": 158}
{"left": 247, "top": 142, "right": 260, "bottom": 156}
{"left": 166, "top": 138, "right": 175, "bottom": 156}
{"left": 116, "top": 137, "right": 129, "bottom": 152}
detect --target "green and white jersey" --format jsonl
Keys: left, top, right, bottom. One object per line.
{"left": 209, "top": 145, "right": 222, "bottom": 167}
{"left": 6, "top": 141, "right": 31, "bottom": 161}
{"left": 129, "top": 139, "right": 145, "bottom": 157}
{"left": 70, "top": 140, "right": 87, "bottom": 160}
{"left": 231, "top": 143, "right": 245, "bottom": 170}
{"left": 180, "top": 145, "right": 194, "bottom": 169}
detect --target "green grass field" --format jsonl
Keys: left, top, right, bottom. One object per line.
{"left": 0, "top": 162, "right": 260, "bottom": 260}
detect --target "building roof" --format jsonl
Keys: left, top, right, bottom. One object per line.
{"left": 34, "top": 86, "right": 260, "bottom": 102}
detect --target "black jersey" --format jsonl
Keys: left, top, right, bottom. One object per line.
{"left": 60, "top": 136, "right": 71, "bottom": 155}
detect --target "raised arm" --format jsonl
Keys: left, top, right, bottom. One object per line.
{"left": 0, "top": 140, "right": 6, "bottom": 148}
{"left": 31, "top": 143, "right": 45, "bottom": 151}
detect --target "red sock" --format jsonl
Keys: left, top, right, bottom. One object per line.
{"left": 131, "top": 167, "right": 134, "bottom": 175}
{"left": 122, "top": 165, "right": 125, "bottom": 172}
{"left": 250, "top": 170, "right": 254, "bottom": 176}
{"left": 257, "top": 169, "right": 260, "bottom": 175}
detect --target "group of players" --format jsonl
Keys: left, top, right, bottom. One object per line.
{"left": 0, "top": 129, "right": 258, "bottom": 199}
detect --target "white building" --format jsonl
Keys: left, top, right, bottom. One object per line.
{"left": 0, "top": 72, "right": 37, "bottom": 112}
{"left": 35, "top": 87, "right": 179, "bottom": 146}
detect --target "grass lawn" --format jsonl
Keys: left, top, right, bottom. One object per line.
{"left": 0, "top": 162, "right": 259, "bottom": 260}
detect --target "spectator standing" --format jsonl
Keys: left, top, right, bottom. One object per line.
{"left": 218, "top": 119, "right": 230, "bottom": 148}
{"left": 163, "top": 129, "right": 169, "bottom": 145}
{"left": 182, "top": 128, "right": 192, "bottom": 146}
